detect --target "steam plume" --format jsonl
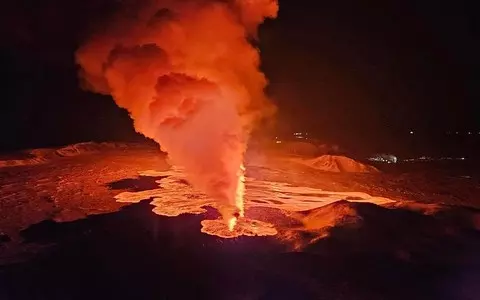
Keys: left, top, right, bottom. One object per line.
{"left": 76, "top": 0, "right": 278, "bottom": 221}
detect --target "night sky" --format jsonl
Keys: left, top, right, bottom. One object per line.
{"left": 1, "top": 0, "right": 478, "bottom": 154}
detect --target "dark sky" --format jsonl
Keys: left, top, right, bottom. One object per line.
{"left": 260, "top": 0, "right": 478, "bottom": 146}
{"left": 1, "top": 0, "right": 478, "bottom": 152}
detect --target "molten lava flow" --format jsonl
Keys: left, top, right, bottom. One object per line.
{"left": 115, "top": 168, "right": 396, "bottom": 239}
{"left": 76, "top": 0, "right": 278, "bottom": 226}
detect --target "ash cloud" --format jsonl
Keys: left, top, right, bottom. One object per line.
{"left": 76, "top": 0, "right": 278, "bottom": 221}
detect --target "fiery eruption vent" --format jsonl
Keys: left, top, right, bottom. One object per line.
{"left": 76, "top": 0, "right": 278, "bottom": 225}
{"left": 228, "top": 164, "right": 245, "bottom": 231}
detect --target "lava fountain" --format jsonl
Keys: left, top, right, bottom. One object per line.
{"left": 229, "top": 163, "right": 246, "bottom": 230}
{"left": 75, "top": 0, "right": 277, "bottom": 229}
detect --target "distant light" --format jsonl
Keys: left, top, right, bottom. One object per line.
{"left": 276, "top": 140, "right": 282, "bottom": 144}
{"left": 367, "top": 154, "right": 397, "bottom": 164}
{"left": 456, "top": 132, "right": 459, "bottom": 135}
{"left": 294, "top": 132, "right": 306, "bottom": 136}
{"left": 409, "top": 131, "right": 414, "bottom": 135}
{"left": 468, "top": 132, "right": 472, "bottom": 135}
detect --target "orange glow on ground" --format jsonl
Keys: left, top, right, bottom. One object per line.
{"left": 115, "top": 167, "right": 395, "bottom": 238}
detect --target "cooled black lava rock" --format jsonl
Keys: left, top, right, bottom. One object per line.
{"left": 0, "top": 233, "right": 11, "bottom": 243}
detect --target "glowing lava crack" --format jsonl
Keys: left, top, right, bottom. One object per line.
{"left": 115, "top": 167, "right": 395, "bottom": 238}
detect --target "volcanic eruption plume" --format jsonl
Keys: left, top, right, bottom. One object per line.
{"left": 76, "top": 0, "right": 278, "bottom": 227}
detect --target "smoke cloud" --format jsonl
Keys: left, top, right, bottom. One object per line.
{"left": 76, "top": 0, "right": 278, "bottom": 222}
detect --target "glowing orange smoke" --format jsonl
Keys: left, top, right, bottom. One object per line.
{"left": 75, "top": 0, "right": 278, "bottom": 225}
{"left": 236, "top": 164, "right": 246, "bottom": 216}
